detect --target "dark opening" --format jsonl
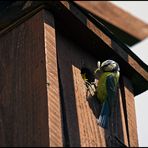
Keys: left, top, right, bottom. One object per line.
{"left": 80, "top": 67, "right": 95, "bottom": 83}
{"left": 57, "top": 60, "right": 70, "bottom": 147}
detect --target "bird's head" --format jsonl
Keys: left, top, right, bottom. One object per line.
{"left": 101, "top": 60, "right": 120, "bottom": 72}
{"left": 95, "top": 60, "right": 120, "bottom": 74}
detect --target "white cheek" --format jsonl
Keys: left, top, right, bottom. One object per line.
{"left": 105, "top": 65, "right": 113, "bottom": 71}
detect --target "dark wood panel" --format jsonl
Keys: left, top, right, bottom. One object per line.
{"left": 120, "top": 76, "right": 139, "bottom": 147}
{"left": 0, "top": 10, "right": 49, "bottom": 147}
{"left": 74, "top": 1, "right": 148, "bottom": 40}
{"left": 43, "top": 10, "right": 63, "bottom": 147}
{"left": 118, "top": 85, "right": 129, "bottom": 146}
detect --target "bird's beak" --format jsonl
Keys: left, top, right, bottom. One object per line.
{"left": 97, "top": 61, "right": 101, "bottom": 69}
{"left": 94, "top": 68, "right": 100, "bottom": 74}
{"left": 94, "top": 61, "right": 101, "bottom": 74}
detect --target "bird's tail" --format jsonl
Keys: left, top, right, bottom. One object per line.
{"left": 97, "top": 115, "right": 108, "bottom": 129}
{"left": 96, "top": 100, "right": 111, "bottom": 129}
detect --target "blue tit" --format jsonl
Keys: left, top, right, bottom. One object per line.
{"left": 94, "top": 60, "right": 120, "bottom": 128}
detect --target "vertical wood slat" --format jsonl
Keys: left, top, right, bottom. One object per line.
{"left": 43, "top": 10, "right": 63, "bottom": 147}
{"left": 118, "top": 87, "right": 129, "bottom": 146}
{"left": 106, "top": 87, "right": 127, "bottom": 147}
{"left": 0, "top": 10, "right": 49, "bottom": 147}
{"left": 56, "top": 32, "right": 81, "bottom": 147}
{"left": 0, "top": 9, "right": 63, "bottom": 147}
{"left": 122, "top": 76, "right": 139, "bottom": 147}
{"left": 0, "top": 111, "right": 5, "bottom": 147}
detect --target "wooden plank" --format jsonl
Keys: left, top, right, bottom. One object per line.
{"left": 74, "top": 1, "right": 148, "bottom": 40}
{"left": 0, "top": 1, "right": 44, "bottom": 33}
{"left": 72, "top": 65, "right": 105, "bottom": 147}
{"left": 56, "top": 32, "right": 82, "bottom": 147}
{"left": 118, "top": 86, "right": 129, "bottom": 146}
{"left": 0, "top": 109, "right": 6, "bottom": 147}
{"left": 104, "top": 86, "right": 129, "bottom": 147}
{"left": 0, "top": 1, "right": 148, "bottom": 40}
{"left": 43, "top": 10, "right": 63, "bottom": 147}
{"left": 0, "top": 10, "right": 49, "bottom": 146}
{"left": 121, "top": 76, "right": 139, "bottom": 147}
{"left": 0, "top": 9, "right": 63, "bottom": 147}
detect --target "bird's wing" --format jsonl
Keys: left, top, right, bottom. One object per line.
{"left": 97, "top": 75, "right": 116, "bottom": 128}
{"left": 106, "top": 75, "right": 116, "bottom": 115}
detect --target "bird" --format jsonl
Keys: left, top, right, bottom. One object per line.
{"left": 94, "top": 60, "right": 120, "bottom": 129}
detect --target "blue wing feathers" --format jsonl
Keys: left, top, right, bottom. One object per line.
{"left": 97, "top": 75, "right": 116, "bottom": 128}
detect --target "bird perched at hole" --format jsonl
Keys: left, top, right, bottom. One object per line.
{"left": 94, "top": 60, "right": 120, "bottom": 129}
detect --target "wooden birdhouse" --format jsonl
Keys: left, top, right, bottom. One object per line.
{"left": 0, "top": 1, "right": 147, "bottom": 147}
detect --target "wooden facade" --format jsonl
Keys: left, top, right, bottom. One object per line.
{"left": 0, "top": 1, "right": 147, "bottom": 147}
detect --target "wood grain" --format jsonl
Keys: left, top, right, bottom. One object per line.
{"left": 0, "top": 10, "right": 49, "bottom": 146}
{"left": 0, "top": 9, "right": 63, "bottom": 147}
{"left": 43, "top": 10, "right": 63, "bottom": 147}
{"left": 121, "top": 76, "right": 139, "bottom": 147}
{"left": 74, "top": 1, "right": 148, "bottom": 40}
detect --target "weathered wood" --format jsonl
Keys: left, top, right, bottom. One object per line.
{"left": 0, "top": 1, "right": 44, "bottom": 33}
{"left": 0, "top": 10, "right": 49, "bottom": 147}
{"left": 74, "top": 1, "right": 148, "bottom": 40}
{"left": 0, "top": 110, "right": 6, "bottom": 147}
{"left": 1, "top": 1, "right": 147, "bottom": 41}
{"left": 118, "top": 85, "right": 129, "bottom": 146}
{"left": 72, "top": 66, "right": 105, "bottom": 147}
{"left": 56, "top": 32, "right": 82, "bottom": 147}
{"left": 43, "top": 10, "right": 63, "bottom": 147}
{"left": 121, "top": 76, "right": 139, "bottom": 147}
{"left": 0, "top": 9, "right": 63, "bottom": 147}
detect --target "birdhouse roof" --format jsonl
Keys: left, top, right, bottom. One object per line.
{"left": 74, "top": 1, "right": 148, "bottom": 41}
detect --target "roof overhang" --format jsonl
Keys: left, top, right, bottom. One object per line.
{"left": 74, "top": 1, "right": 148, "bottom": 41}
